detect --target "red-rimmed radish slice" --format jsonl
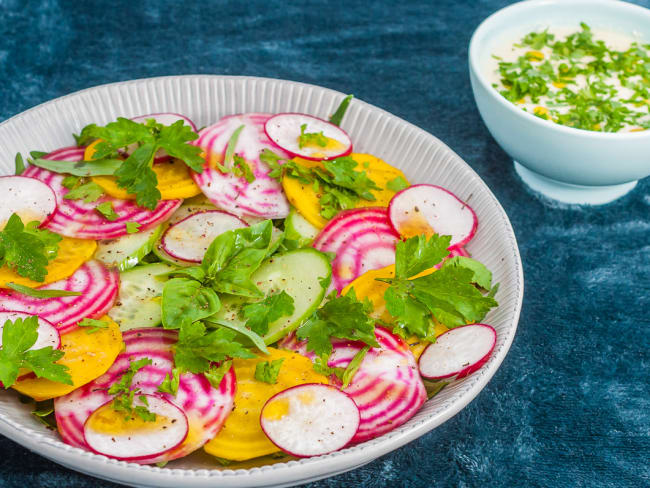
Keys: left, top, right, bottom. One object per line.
{"left": 260, "top": 383, "right": 359, "bottom": 457}
{"left": 0, "top": 311, "right": 60, "bottom": 350}
{"left": 279, "top": 327, "right": 426, "bottom": 444}
{"left": 160, "top": 210, "right": 247, "bottom": 263}
{"left": 0, "top": 176, "right": 57, "bottom": 227}
{"left": 419, "top": 324, "right": 496, "bottom": 381}
{"left": 129, "top": 113, "right": 198, "bottom": 164}
{"left": 23, "top": 147, "right": 181, "bottom": 240}
{"left": 388, "top": 184, "right": 478, "bottom": 247}
{"left": 192, "top": 113, "right": 290, "bottom": 219}
{"left": 434, "top": 245, "right": 471, "bottom": 270}
{"left": 54, "top": 328, "right": 236, "bottom": 464}
{"left": 0, "top": 260, "right": 119, "bottom": 334}
{"left": 313, "top": 208, "right": 399, "bottom": 292}
{"left": 264, "top": 113, "right": 352, "bottom": 161}
{"left": 83, "top": 394, "right": 189, "bottom": 462}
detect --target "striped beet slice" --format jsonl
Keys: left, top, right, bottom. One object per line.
{"left": 279, "top": 327, "right": 426, "bottom": 444}
{"left": 192, "top": 113, "right": 290, "bottom": 219}
{"left": 313, "top": 208, "right": 399, "bottom": 292}
{"left": 0, "top": 260, "right": 118, "bottom": 334}
{"left": 54, "top": 328, "right": 236, "bottom": 464}
{"left": 23, "top": 147, "right": 181, "bottom": 239}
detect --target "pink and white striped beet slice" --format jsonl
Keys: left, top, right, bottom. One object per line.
{"left": 0, "top": 311, "right": 60, "bottom": 350}
{"left": 0, "top": 260, "right": 118, "bottom": 334}
{"left": 279, "top": 327, "right": 426, "bottom": 444}
{"left": 0, "top": 176, "right": 57, "bottom": 226}
{"left": 23, "top": 147, "right": 181, "bottom": 239}
{"left": 129, "top": 113, "right": 198, "bottom": 164}
{"left": 313, "top": 208, "right": 399, "bottom": 292}
{"left": 54, "top": 328, "right": 236, "bottom": 464}
{"left": 192, "top": 113, "right": 290, "bottom": 219}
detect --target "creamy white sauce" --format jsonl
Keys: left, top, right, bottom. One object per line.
{"left": 487, "top": 26, "right": 650, "bottom": 132}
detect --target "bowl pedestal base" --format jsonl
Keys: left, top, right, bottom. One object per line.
{"left": 513, "top": 162, "right": 638, "bottom": 205}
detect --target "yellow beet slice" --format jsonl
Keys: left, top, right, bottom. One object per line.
{"left": 282, "top": 153, "right": 409, "bottom": 229}
{"left": 12, "top": 316, "right": 123, "bottom": 401}
{"left": 84, "top": 140, "right": 201, "bottom": 200}
{"left": 204, "top": 348, "right": 328, "bottom": 461}
{"left": 0, "top": 237, "right": 97, "bottom": 289}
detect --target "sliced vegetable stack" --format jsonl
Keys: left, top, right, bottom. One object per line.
{"left": 0, "top": 101, "right": 500, "bottom": 467}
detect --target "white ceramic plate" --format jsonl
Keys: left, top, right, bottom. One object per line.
{"left": 0, "top": 75, "right": 523, "bottom": 488}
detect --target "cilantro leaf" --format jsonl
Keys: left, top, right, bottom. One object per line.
{"left": 95, "top": 201, "right": 119, "bottom": 221}
{"left": 394, "top": 234, "right": 450, "bottom": 279}
{"left": 444, "top": 256, "right": 494, "bottom": 290}
{"left": 125, "top": 221, "right": 141, "bottom": 234}
{"left": 108, "top": 357, "right": 156, "bottom": 422}
{"left": 63, "top": 181, "right": 104, "bottom": 203}
{"left": 254, "top": 358, "right": 284, "bottom": 384}
{"left": 204, "top": 360, "right": 233, "bottom": 389}
{"left": 296, "top": 290, "right": 378, "bottom": 357}
{"left": 157, "top": 121, "right": 204, "bottom": 172}
{"left": 113, "top": 143, "right": 160, "bottom": 209}
{"left": 157, "top": 368, "right": 180, "bottom": 395}
{"left": 329, "top": 94, "right": 353, "bottom": 126}
{"left": 0, "top": 316, "right": 72, "bottom": 388}
{"left": 386, "top": 176, "right": 409, "bottom": 192}
{"left": 77, "top": 318, "right": 110, "bottom": 334}
{"left": 240, "top": 291, "right": 295, "bottom": 335}
{"left": 0, "top": 214, "right": 61, "bottom": 282}
{"left": 298, "top": 124, "right": 328, "bottom": 149}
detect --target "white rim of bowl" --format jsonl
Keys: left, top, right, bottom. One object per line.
{"left": 468, "top": 0, "right": 650, "bottom": 140}
{"left": 0, "top": 74, "right": 524, "bottom": 486}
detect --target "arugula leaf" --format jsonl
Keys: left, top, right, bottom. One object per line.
{"left": 63, "top": 181, "right": 104, "bottom": 203}
{"left": 298, "top": 124, "right": 328, "bottom": 149}
{"left": 329, "top": 94, "right": 353, "bottom": 126}
{"left": 174, "top": 323, "right": 254, "bottom": 374}
{"left": 254, "top": 358, "right": 284, "bottom": 384}
{"left": 0, "top": 316, "right": 71, "bottom": 388}
{"left": 157, "top": 368, "right": 180, "bottom": 395}
{"left": 386, "top": 176, "right": 409, "bottom": 192}
{"left": 5, "top": 282, "right": 82, "bottom": 298}
{"left": 394, "top": 234, "right": 450, "bottom": 279}
{"left": 204, "top": 360, "right": 233, "bottom": 389}
{"left": 125, "top": 221, "right": 141, "bottom": 234}
{"left": 0, "top": 214, "right": 61, "bottom": 282}
{"left": 95, "top": 201, "right": 119, "bottom": 221}
{"left": 108, "top": 357, "right": 156, "bottom": 422}
{"left": 341, "top": 346, "right": 369, "bottom": 388}
{"left": 161, "top": 278, "right": 221, "bottom": 329}
{"left": 296, "top": 290, "right": 378, "bottom": 358}
{"left": 240, "top": 291, "right": 295, "bottom": 335}
{"left": 14, "top": 153, "right": 25, "bottom": 175}
{"left": 28, "top": 157, "right": 123, "bottom": 176}
{"left": 77, "top": 318, "right": 109, "bottom": 334}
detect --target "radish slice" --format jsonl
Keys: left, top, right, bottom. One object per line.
{"left": 260, "top": 384, "right": 359, "bottom": 457}
{"left": 419, "top": 324, "right": 497, "bottom": 381}
{"left": 0, "top": 311, "right": 60, "bottom": 350}
{"left": 434, "top": 245, "right": 471, "bottom": 270}
{"left": 388, "top": 184, "right": 478, "bottom": 248}
{"left": 129, "top": 113, "right": 198, "bottom": 164}
{"left": 54, "top": 328, "right": 236, "bottom": 464}
{"left": 84, "top": 395, "right": 189, "bottom": 462}
{"left": 0, "top": 176, "right": 57, "bottom": 227}
{"left": 23, "top": 147, "right": 181, "bottom": 239}
{"left": 160, "top": 210, "right": 248, "bottom": 263}
{"left": 279, "top": 327, "right": 426, "bottom": 443}
{"left": 0, "top": 261, "right": 119, "bottom": 334}
{"left": 192, "top": 113, "right": 290, "bottom": 219}
{"left": 313, "top": 208, "right": 399, "bottom": 292}
{"left": 264, "top": 113, "right": 353, "bottom": 161}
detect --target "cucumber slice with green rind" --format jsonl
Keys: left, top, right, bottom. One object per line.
{"left": 285, "top": 209, "right": 319, "bottom": 242}
{"left": 214, "top": 248, "right": 331, "bottom": 344}
{"left": 108, "top": 263, "right": 173, "bottom": 330}
{"left": 95, "top": 224, "right": 163, "bottom": 271}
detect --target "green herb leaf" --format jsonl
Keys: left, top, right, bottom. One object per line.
{"left": 386, "top": 176, "right": 409, "bottom": 192}
{"left": 61, "top": 175, "right": 81, "bottom": 189}
{"left": 204, "top": 360, "right": 233, "bottom": 389}
{"left": 157, "top": 368, "right": 180, "bottom": 395}
{"left": 240, "top": 291, "right": 295, "bottom": 336}
{"left": 5, "top": 282, "right": 82, "bottom": 298}
{"left": 222, "top": 124, "right": 245, "bottom": 170}
{"left": 125, "top": 221, "right": 141, "bottom": 234}
{"left": 14, "top": 153, "right": 25, "bottom": 175}
{"left": 77, "top": 318, "right": 110, "bottom": 334}
{"left": 329, "top": 94, "right": 353, "bottom": 126}
{"left": 298, "top": 124, "right": 328, "bottom": 149}
{"left": 157, "top": 121, "right": 204, "bottom": 172}
{"left": 443, "top": 256, "right": 493, "bottom": 290}
{"left": 161, "top": 278, "right": 221, "bottom": 330}
{"left": 233, "top": 155, "right": 255, "bottom": 183}
{"left": 113, "top": 143, "right": 160, "bottom": 210}
{"left": 108, "top": 358, "right": 156, "bottom": 422}
{"left": 63, "top": 181, "right": 104, "bottom": 203}
{"left": 28, "top": 158, "right": 123, "bottom": 177}
{"left": 95, "top": 201, "right": 119, "bottom": 221}
{"left": 205, "top": 318, "right": 269, "bottom": 355}
{"left": 341, "top": 346, "right": 369, "bottom": 388}
{"left": 394, "top": 234, "right": 450, "bottom": 279}
{"left": 254, "top": 358, "right": 284, "bottom": 384}
{"left": 259, "top": 149, "right": 286, "bottom": 181}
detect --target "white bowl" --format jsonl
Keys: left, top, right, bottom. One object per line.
{"left": 469, "top": 0, "right": 650, "bottom": 204}
{"left": 0, "top": 75, "right": 523, "bottom": 487}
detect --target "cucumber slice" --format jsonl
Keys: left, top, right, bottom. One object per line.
{"left": 108, "top": 263, "right": 173, "bottom": 331}
{"left": 214, "top": 248, "right": 331, "bottom": 344}
{"left": 95, "top": 224, "right": 163, "bottom": 271}
{"left": 285, "top": 209, "right": 319, "bottom": 242}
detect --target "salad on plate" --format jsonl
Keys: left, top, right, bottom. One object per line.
{"left": 0, "top": 97, "right": 499, "bottom": 466}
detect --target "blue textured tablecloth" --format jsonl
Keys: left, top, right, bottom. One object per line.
{"left": 1, "top": 0, "right": 649, "bottom": 486}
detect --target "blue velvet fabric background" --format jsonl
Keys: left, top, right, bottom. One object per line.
{"left": 0, "top": 0, "right": 649, "bottom": 486}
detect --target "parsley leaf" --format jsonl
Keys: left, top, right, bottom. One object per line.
{"left": 125, "top": 221, "right": 141, "bottom": 234}
{"left": 386, "top": 176, "right": 409, "bottom": 192}
{"left": 298, "top": 124, "right": 328, "bottom": 149}
{"left": 108, "top": 357, "right": 156, "bottom": 422}
{"left": 113, "top": 143, "right": 160, "bottom": 209}
{"left": 259, "top": 149, "right": 286, "bottom": 181}
{"left": 0, "top": 316, "right": 71, "bottom": 388}
{"left": 157, "top": 368, "right": 180, "bottom": 395}
{"left": 254, "top": 358, "right": 284, "bottom": 384}
{"left": 77, "top": 318, "right": 109, "bottom": 334}
{"left": 394, "top": 233, "right": 450, "bottom": 279}
{"left": 63, "top": 181, "right": 104, "bottom": 203}
{"left": 0, "top": 214, "right": 61, "bottom": 282}
{"left": 296, "top": 290, "right": 378, "bottom": 358}
{"left": 329, "top": 94, "right": 353, "bottom": 126}
{"left": 233, "top": 155, "right": 255, "bottom": 183}
{"left": 61, "top": 175, "right": 81, "bottom": 189}
{"left": 204, "top": 360, "right": 233, "bottom": 389}
{"left": 95, "top": 201, "right": 119, "bottom": 221}
{"left": 240, "top": 291, "right": 295, "bottom": 335}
